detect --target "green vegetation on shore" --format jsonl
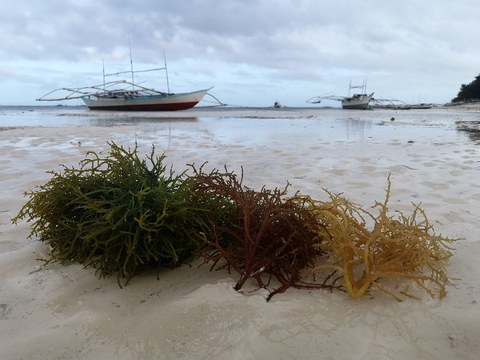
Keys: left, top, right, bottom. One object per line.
{"left": 452, "top": 74, "right": 480, "bottom": 103}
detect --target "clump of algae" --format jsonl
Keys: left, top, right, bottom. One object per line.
{"left": 189, "top": 165, "right": 336, "bottom": 301}
{"left": 12, "top": 141, "right": 456, "bottom": 300}
{"left": 302, "top": 175, "right": 455, "bottom": 300}
{"left": 12, "top": 142, "right": 227, "bottom": 286}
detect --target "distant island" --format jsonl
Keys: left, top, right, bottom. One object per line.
{"left": 452, "top": 74, "right": 480, "bottom": 103}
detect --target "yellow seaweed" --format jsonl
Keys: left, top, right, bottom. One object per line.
{"left": 304, "top": 175, "right": 455, "bottom": 300}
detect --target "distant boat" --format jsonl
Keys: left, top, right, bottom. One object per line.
{"left": 370, "top": 98, "right": 434, "bottom": 110}
{"left": 37, "top": 50, "right": 213, "bottom": 111}
{"left": 341, "top": 92, "right": 374, "bottom": 110}
{"left": 307, "top": 79, "right": 374, "bottom": 110}
{"left": 407, "top": 103, "right": 433, "bottom": 110}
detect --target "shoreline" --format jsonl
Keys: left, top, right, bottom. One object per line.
{"left": 1, "top": 108, "right": 479, "bottom": 359}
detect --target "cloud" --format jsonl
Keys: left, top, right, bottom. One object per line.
{"left": 1, "top": 0, "right": 480, "bottom": 105}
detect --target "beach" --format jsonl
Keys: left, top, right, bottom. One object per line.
{"left": 1, "top": 106, "right": 479, "bottom": 359}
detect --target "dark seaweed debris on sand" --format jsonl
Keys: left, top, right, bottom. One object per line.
{"left": 456, "top": 120, "right": 480, "bottom": 143}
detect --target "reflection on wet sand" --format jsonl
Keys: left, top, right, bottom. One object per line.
{"left": 91, "top": 117, "right": 198, "bottom": 127}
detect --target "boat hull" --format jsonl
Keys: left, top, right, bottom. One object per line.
{"left": 341, "top": 93, "right": 374, "bottom": 110}
{"left": 82, "top": 88, "right": 210, "bottom": 111}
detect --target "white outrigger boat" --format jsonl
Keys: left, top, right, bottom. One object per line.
{"left": 307, "top": 79, "right": 374, "bottom": 110}
{"left": 38, "top": 80, "right": 212, "bottom": 111}
{"left": 61, "top": 81, "right": 211, "bottom": 111}
{"left": 37, "top": 52, "right": 214, "bottom": 111}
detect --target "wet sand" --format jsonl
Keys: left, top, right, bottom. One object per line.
{"left": 1, "top": 107, "right": 479, "bottom": 359}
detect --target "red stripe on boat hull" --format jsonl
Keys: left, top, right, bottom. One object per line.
{"left": 86, "top": 101, "right": 200, "bottom": 111}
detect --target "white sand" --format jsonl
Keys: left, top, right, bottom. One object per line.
{"left": 1, "top": 107, "right": 479, "bottom": 359}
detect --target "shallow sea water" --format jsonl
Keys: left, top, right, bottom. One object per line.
{"left": 1, "top": 105, "right": 479, "bottom": 144}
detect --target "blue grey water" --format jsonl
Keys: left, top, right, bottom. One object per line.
{"left": 1, "top": 105, "right": 479, "bottom": 146}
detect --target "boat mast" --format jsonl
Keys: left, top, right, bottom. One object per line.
{"left": 102, "top": 60, "right": 106, "bottom": 91}
{"left": 163, "top": 49, "right": 170, "bottom": 93}
{"left": 129, "top": 41, "right": 135, "bottom": 90}
{"left": 349, "top": 77, "right": 368, "bottom": 95}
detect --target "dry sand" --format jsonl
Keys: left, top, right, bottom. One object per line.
{"left": 0, "top": 107, "right": 479, "bottom": 359}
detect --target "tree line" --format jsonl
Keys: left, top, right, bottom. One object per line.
{"left": 452, "top": 74, "right": 480, "bottom": 103}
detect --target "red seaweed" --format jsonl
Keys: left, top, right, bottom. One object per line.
{"left": 190, "top": 165, "right": 338, "bottom": 301}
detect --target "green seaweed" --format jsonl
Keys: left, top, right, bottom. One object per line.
{"left": 13, "top": 142, "right": 224, "bottom": 285}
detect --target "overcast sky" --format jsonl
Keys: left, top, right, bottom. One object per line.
{"left": 1, "top": 0, "right": 479, "bottom": 107}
